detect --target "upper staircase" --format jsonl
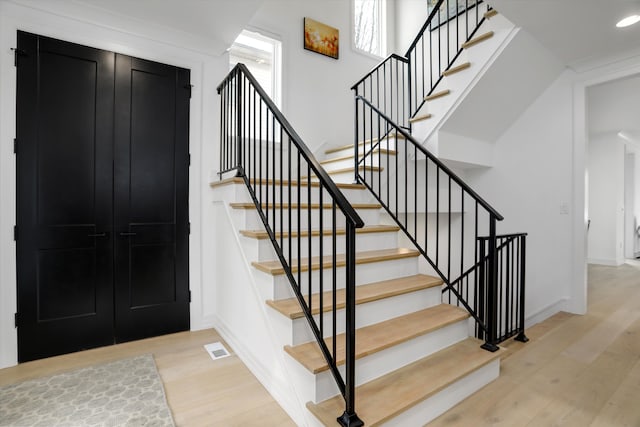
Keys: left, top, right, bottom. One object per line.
{"left": 212, "top": 1, "right": 528, "bottom": 425}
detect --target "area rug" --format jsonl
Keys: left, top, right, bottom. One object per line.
{"left": 0, "top": 354, "right": 175, "bottom": 427}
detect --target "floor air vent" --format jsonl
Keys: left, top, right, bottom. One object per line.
{"left": 204, "top": 342, "right": 231, "bottom": 361}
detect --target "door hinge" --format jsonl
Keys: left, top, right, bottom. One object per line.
{"left": 14, "top": 313, "right": 19, "bottom": 328}
{"left": 188, "top": 153, "right": 191, "bottom": 166}
{"left": 188, "top": 222, "right": 191, "bottom": 234}
{"left": 184, "top": 84, "right": 193, "bottom": 99}
{"left": 11, "top": 48, "right": 26, "bottom": 67}
{"left": 13, "top": 226, "right": 17, "bottom": 241}
{"left": 189, "top": 290, "right": 192, "bottom": 303}
{"left": 13, "top": 138, "right": 17, "bottom": 154}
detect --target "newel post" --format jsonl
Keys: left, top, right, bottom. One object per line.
{"left": 337, "top": 221, "right": 364, "bottom": 427}
{"left": 481, "top": 216, "right": 499, "bottom": 352}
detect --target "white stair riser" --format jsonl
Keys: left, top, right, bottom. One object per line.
{"left": 245, "top": 184, "right": 373, "bottom": 204}
{"left": 327, "top": 139, "right": 398, "bottom": 160}
{"left": 247, "top": 230, "right": 399, "bottom": 262}
{"left": 293, "top": 318, "right": 469, "bottom": 403}
{"left": 287, "top": 286, "right": 443, "bottom": 345}
{"left": 230, "top": 207, "right": 381, "bottom": 231}
{"left": 323, "top": 155, "right": 389, "bottom": 173}
{"left": 255, "top": 255, "right": 420, "bottom": 301}
{"left": 379, "top": 358, "right": 500, "bottom": 427}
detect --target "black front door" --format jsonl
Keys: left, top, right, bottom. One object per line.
{"left": 16, "top": 32, "right": 190, "bottom": 362}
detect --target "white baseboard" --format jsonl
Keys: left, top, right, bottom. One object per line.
{"left": 211, "top": 315, "right": 309, "bottom": 426}
{"left": 587, "top": 258, "right": 623, "bottom": 266}
{"left": 524, "top": 297, "right": 568, "bottom": 329}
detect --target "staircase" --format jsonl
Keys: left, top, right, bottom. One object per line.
{"left": 212, "top": 172, "right": 505, "bottom": 426}
{"left": 212, "top": 1, "right": 527, "bottom": 425}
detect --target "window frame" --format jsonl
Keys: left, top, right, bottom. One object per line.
{"left": 351, "top": 0, "right": 388, "bottom": 60}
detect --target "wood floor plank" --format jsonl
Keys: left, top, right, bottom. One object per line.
{"left": 428, "top": 263, "right": 640, "bottom": 427}
{"left": 0, "top": 329, "right": 295, "bottom": 427}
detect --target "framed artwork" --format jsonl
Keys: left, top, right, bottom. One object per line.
{"left": 304, "top": 17, "right": 339, "bottom": 60}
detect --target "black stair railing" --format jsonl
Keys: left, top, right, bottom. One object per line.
{"left": 354, "top": 96, "right": 528, "bottom": 350}
{"left": 351, "top": 0, "right": 491, "bottom": 133}
{"left": 218, "top": 64, "right": 364, "bottom": 427}
{"left": 477, "top": 233, "right": 529, "bottom": 343}
{"left": 352, "top": 0, "right": 528, "bottom": 349}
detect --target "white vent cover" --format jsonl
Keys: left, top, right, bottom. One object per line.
{"left": 204, "top": 342, "right": 231, "bottom": 361}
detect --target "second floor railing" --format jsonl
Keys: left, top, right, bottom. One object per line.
{"left": 351, "top": 0, "right": 491, "bottom": 128}
{"left": 218, "top": 64, "right": 365, "bottom": 427}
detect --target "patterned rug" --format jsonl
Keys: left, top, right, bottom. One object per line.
{"left": 0, "top": 354, "right": 175, "bottom": 427}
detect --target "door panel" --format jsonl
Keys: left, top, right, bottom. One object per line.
{"left": 114, "top": 54, "right": 190, "bottom": 343}
{"left": 16, "top": 33, "right": 190, "bottom": 362}
{"left": 16, "top": 32, "right": 115, "bottom": 362}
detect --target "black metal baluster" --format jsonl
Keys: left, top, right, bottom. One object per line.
{"left": 319, "top": 187, "right": 324, "bottom": 340}
{"left": 308, "top": 164, "right": 312, "bottom": 315}
{"left": 516, "top": 235, "right": 529, "bottom": 342}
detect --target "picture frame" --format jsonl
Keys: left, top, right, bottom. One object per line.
{"left": 304, "top": 17, "right": 339, "bottom": 60}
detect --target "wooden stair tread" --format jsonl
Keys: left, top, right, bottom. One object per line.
{"left": 425, "top": 89, "right": 451, "bottom": 102}
{"left": 210, "top": 177, "right": 365, "bottom": 190}
{"left": 408, "top": 113, "right": 432, "bottom": 124}
{"left": 321, "top": 149, "right": 397, "bottom": 166}
{"left": 442, "top": 61, "right": 471, "bottom": 77}
{"left": 229, "top": 202, "right": 381, "bottom": 210}
{"left": 240, "top": 224, "right": 400, "bottom": 240}
{"left": 267, "top": 274, "right": 443, "bottom": 319}
{"left": 325, "top": 134, "right": 405, "bottom": 155}
{"left": 307, "top": 338, "right": 506, "bottom": 426}
{"left": 484, "top": 9, "right": 498, "bottom": 19}
{"left": 462, "top": 31, "right": 494, "bottom": 49}
{"left": 284, "top": 304, "right": 469, "bottom": 374}
{"left": 252, "top": 247, "right": 419, "bottom": 275}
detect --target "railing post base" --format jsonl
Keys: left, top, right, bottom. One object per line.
{"left": 514, "top": 332, "right": 529, "bottom": 343}
{"left": 481, "top": 342, "right": 499, "bottom": 353}
{"left": 337, "top": 411, "right": 364, "bottom": 427}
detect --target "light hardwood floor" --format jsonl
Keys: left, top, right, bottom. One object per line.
{"left": 429, "top": 262, "right": 640, "bottom": 427}
{"left": 0, "top": 329, "right": 295, "bottom": 426}
{"left": 1, "top": 262, "right": 639, "bottom": 426}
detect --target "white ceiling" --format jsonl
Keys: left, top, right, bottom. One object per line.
{"left": 490, "top": 0, "right": 640, "bottom": 69}
{"left": 26, "top": 0, "right": 640, "bottom": 67}
{"left": 66, "top": 0, "right": 265, "bottom": 55}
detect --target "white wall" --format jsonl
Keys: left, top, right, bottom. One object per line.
{"left": 394, "top": 0, "right": 430, "bottom": 54}
{"left": 245, "top": 0, "right": 381, "bottom": 159}
{"left": 0, "top": 0, "right": 230, "bottom": 368}
{"left": 587, "top": 134, "right": 625, "bottom": 266}
{"left": 465, "top": 71, "right": 576, "bottom": 325}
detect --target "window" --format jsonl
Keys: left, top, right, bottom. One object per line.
{"left": 353, "top": 0, "right": 386, "bottom": 57}
{"left": 229, "top": 30, "right": 282, "bottom": 107}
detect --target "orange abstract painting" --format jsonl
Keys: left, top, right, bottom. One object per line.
{"left": 304, "top": 18, "right": 339, "bottom": 59}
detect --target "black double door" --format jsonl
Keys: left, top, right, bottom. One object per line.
{"left": 16, "top": 32, "right": 191, "bottom": 362}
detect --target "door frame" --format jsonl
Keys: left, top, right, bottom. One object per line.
{"left": 0, "top": 2, "right": 208, "bottom": 367}
{"left": 571, "top": 60, "right": 640, "bottom": 316}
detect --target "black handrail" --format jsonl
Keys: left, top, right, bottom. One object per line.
{"left": 355, "top": 97, "right": 502, "bottom": 219}
{"left": 218, "top": 64, "right": 364, "bottom": 427}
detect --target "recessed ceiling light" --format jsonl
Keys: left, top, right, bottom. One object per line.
{"left": 616, "top": 15, "right": 640, "bottom": 28}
